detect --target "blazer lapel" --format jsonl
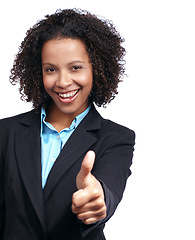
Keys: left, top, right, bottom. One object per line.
{"left": 15, "top": 110, "right": 46, "bottom": 234}
{"left": 43, "top": 105, "right": 102, "bottom": 201}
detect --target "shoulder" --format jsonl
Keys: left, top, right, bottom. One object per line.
{"left": 0, "top": 112, "right": 27, "bottom": 125}
{"left": 101, "top": 117, "right": 134, "bottom": 135}
{"left": 86, "top": 105, "right": 135, "bottom": 144}
{"left": 0, "top": 109, "right": 39, "bottom": 132}
{"left": 100, "top": 118, "right": 135, "bottom": 143}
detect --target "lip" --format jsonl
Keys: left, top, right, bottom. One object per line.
{"left": 55, "top": 89, "right": 80, "bottom": 104}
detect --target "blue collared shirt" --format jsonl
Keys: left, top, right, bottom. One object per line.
{"left": 40, "top": 105, "right": 91, "bottom": 188}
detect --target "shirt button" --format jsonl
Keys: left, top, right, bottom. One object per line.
{"left": 56, "top": 135, "right": 60, "bottom": 139}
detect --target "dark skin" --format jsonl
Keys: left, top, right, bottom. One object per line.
{"left": 72, "top": 151, "right": 107, "bottom": 225}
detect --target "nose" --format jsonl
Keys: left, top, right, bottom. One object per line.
{"left": 56, "top": 70, "right": 72, "bottom": 88}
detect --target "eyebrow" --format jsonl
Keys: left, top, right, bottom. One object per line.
{"left": 42, "top": 61, "right": 86, "bottom": 66}
{"left": 69, "top": 61, "right": 86, "bottom": 64}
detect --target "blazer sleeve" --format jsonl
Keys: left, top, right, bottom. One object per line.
{"left": 0, "top": 122, "right": 6, "bottom": 239}
{"left": 96, "top": 128, "right": 135, "bottom": 218}
{"left": 81, "top": 127, "right": 135, "bottom": 238}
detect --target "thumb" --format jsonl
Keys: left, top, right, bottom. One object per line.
{"left": 76, "top": 150, "right": 95, "bottom": 190}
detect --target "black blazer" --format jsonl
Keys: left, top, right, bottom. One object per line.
{"left": 0, "top": 104, "right": 135, "bottom": 240}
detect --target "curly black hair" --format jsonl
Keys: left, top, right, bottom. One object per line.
{"left": 10, "top": 8, "right": 126, "bottom": 109}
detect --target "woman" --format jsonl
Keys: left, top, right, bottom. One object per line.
{"left": 0, "top": 9, "right": 135, "bottom": 240}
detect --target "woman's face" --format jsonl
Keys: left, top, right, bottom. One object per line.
{"left": 42, "top": 38, "right": 93, "bottom": 119}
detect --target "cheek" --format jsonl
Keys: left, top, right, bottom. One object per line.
{"left": 42, "top": 76, "right": 54, "bottom": 92}
{"left": 80, "top": 73, "right": 93, "bottom": 91}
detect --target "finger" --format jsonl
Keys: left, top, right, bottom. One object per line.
{"left": 77, "top": 206, "right": 107, "bottom": 221}
{"left": 76, "top": 150, "right": 95, "bottom": 189}
{"left": 82, "top": 213, "right": 107, "bottom": 225}
{"left": 79, "top": 150, "right": 95, "bottom": 179}
{"left": 72, "top": 195, "right": 106, "bottom": 213}
{"left": 72, "top": 187, "right": 100, "bottom": 209}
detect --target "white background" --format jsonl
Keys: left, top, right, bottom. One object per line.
{"left": 1, "top": 0, "right": 195, "bottom": 239}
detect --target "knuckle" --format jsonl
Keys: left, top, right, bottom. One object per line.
{"left": 71, "top": 204, "right": 77, "bottom": 213}
{"left": 96, "top": 198, "right": 105, "bottom": 207}
{"left": 72, "top": 194, "right": 77, "bottom": 205}
{"left": 102, "top": 212, "right": 107, "bottom": 219}
{"left": 101, "top": 205, "right": 107, "bottom": 214}
{"left": 72, "top": 200, "right": 77, "bottom": 208}
{"left": 98, "top": 205, "right": 107, "bottom": 216}
{"left": 91, "top": 188, "right": 100, "bottom": 198}
{"left": 84, "top": 218, "right": 91, "bottom": 225}
{"left": 77, "top": 214, "right": 83, "bottom": 221}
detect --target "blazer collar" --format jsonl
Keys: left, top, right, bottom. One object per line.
{"left": 80, "top": 104, "right": 102, "bottom": 130}
{"left": 15, "top": 104, "right": 102, "bottom": 233}
{"left": 15, "top": 109, "right": 46, "bottom": 234}
{"left": 19, "top": 108, "right": 41, "bottom": 127}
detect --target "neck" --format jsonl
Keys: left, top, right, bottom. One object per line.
{"left": 45, "top": 104, "right": 75, "bottom": 132}
{"left": 44, "top": 102, "right": 89, "bottom": 132}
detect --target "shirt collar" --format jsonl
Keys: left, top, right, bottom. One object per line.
{"left": 40, "top": 104, "right": 91, "bottom": 136}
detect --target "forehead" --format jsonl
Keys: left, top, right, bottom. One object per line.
{"left": 41, "top": 38, "right": 90, "bottom": 63}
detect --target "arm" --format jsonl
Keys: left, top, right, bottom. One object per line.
{"left": 93, "top": 129, "right": 135, "bottom": 222}
{"left": 72, "top": 128, "right": 135, "bottom": 237}
{"left": 0, "top": 129, "right": 5, "bottom": 238}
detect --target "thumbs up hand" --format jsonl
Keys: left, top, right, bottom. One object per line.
{"left": 72, "top": 151, "right": 107, "bottom": 225}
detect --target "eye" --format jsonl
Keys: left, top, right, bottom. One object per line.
{"left": 45, "top": 67, "right": 56, "bottom": 73}
{"left": 72, "top": 65, "right": 82, "bottom": 71}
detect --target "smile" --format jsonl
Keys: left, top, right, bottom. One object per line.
{"left": 57, "top": 90, "right": 79, "bottom": 99}
{"left": 55, "top": 89, "right": 80, "bottom": 104}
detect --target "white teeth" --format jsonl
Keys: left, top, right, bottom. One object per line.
{"left": 58, "top": 90, "right": 78, "bottom": 98}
